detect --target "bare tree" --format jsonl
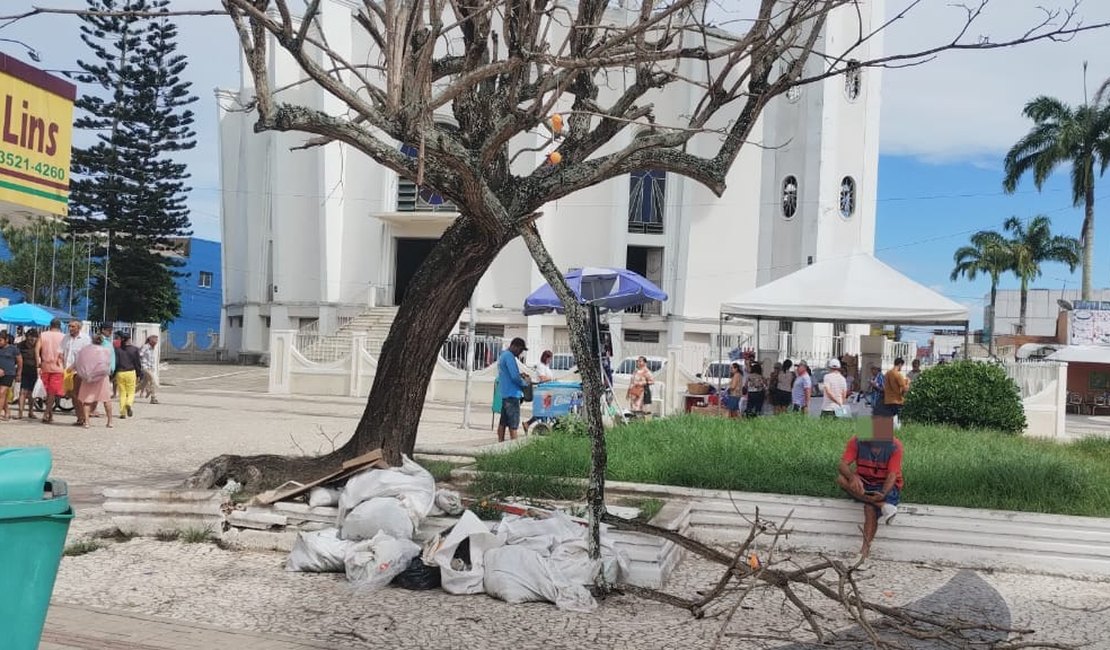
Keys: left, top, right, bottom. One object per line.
{"left": 6, "top": 1, "right": 1108, "bottom": 493}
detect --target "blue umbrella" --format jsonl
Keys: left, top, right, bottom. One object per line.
{"left": 0, "top": 303, "right": 75, "bottom": 327}
{"left": 523, "top": 266, "right": 667, "bottom": 315}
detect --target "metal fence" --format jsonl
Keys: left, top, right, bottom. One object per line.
{"left": 440, "top": 334, "right": 504, "bottom": 371}
{"left": 1000, "top": 360, "right": 1065, "bottom": 398}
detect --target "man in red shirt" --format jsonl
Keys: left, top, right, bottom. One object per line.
{"left": 836, "top": 415, "right": 903, "bottom": 558}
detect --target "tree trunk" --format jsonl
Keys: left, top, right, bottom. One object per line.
{"left": 1082, "top": 186, "right": 1095, "bottom": 301}
{"left": 1018, "top": 276, "right": 1028, "bottom": 335}
{"left": 987, "top": 280, "right": 997, "bottom": 357}
{"left": 188, "top": 216, "right": 509, "bottom": 490}
{"left": 517, "top": 223, "right": 609, "bottom": 569}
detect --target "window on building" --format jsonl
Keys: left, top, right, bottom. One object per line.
{"left": 627, "top": 170, "right": 666, "bottom": 234}
{"left": 839, "top": 176, "right": 856, "bottom": 218}
{"left": 844, "top": 60, "right": 862, "bottom": 100}
{"left": 473, "top": 323, "right": 505, "bottom": 338}
{"left": 198, "top": 271, "right": 214, "bottom": 288}
{"left": 623, "top": 329, "right": 660, "bottom": 344}
{"left": 782, "top": 176, "right": 798, "bottom": 218}
{"left": 397, "top": 136, "right": 458, "bottom": 212}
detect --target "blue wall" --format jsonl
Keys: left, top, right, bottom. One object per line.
{"left": 168, "top": 237, "right": 222, "bottom": 348}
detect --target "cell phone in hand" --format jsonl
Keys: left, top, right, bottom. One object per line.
{"left": 863, "top": 491, "right": 882, "bottom": 498}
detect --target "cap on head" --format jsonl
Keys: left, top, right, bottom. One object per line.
{"left": 827, "top": 358, "right": 841, "bottom": 369}
{"left": 100, "top": 322, "right": 112, "bottom": 331}
{"left": 510, "top": 337, "right": 528, "bottom": 352}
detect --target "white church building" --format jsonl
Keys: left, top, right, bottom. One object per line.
{"left": 217, "top": 1, "right": 884, "bottom": 373}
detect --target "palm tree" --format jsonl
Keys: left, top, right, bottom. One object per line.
{"left": 951, "top": 230, "right": 1010, "bottom": 355}
{"left": 1003, "top": 96, "right": 1110, "bottom": 301}
{"left": 1001, "top": 215, "right": 1081, "bottom": 334}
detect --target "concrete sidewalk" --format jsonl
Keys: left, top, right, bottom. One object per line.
{"left": 42, "top": 604, "right": 334, "bottom": 650}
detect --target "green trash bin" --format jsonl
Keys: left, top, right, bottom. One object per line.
{"left": 0, "top": 447, "right": 74, "bottom": 650}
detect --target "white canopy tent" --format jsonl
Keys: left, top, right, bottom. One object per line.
{"left": 719, "top": 253, "right": 971, "bottom": 357}
{"left": 1047, "top": 345, "right": 1110, "bottom": 364}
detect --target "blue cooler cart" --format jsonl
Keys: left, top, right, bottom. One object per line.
{"left": 529, "top": 381, "right": 584, "bottom": 434}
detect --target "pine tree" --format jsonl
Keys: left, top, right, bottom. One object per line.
{"left": 68, "top": 0, "right": 196, "bottom": 323}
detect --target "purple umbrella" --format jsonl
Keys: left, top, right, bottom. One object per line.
{"left": 523, "top": 266, "right": 667, "bottom": 315}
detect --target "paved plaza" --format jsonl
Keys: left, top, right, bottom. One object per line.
{"left": 6, "top": 364, "right": 1108, "bottom": 649}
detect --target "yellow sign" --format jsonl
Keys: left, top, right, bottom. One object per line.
{"left": 0, "top": 54, "right": 75, "bottom": 216}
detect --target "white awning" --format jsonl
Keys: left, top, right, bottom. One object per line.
{"left": 720, "top": 253, "right": 969, "bottom": 324}
{"left": 1046, "top": 345, "right": 1110, "bottom": 364}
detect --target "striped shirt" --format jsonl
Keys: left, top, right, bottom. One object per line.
{"left": 841, "top": 436, "right": 904, "bottom": 488}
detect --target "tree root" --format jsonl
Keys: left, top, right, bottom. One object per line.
{"left": 185, "top": 452, "right": 342, "bottom": 493}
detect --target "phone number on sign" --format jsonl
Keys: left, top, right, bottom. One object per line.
{"left": 0, "top": 150, "right": 67, "bottom": 182}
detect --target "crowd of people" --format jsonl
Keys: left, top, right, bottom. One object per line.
{"left": 0, "top": 319, "right": 161, "bottom": 427}
{"left": 720, "top": 355, "right": 921, "bottom": 419}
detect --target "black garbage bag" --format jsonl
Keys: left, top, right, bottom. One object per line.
{"left": 391, "top": 556, "right": 442, "bottom": 590}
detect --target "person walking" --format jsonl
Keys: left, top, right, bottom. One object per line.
{"left": 16, "top": 328, "right": 39, "bottom": 420}
{"left": 744, "top": 361, "right": 768, "bottom": 416}
{"left": 820, "top": 359, "right": 848, "bottom": 418}
{"left": 139, "top": 335, "right": 160, "bottom": 403}
{"left": 0, "top": 331, "right": 22, "bottom": 421}
{"left": 36, "top": 319, "right": 65, "bottom": 424}
{"left": 724, "top": 361, "right": 744, "bottom": 417}
{"left": 627, "top": 355, "right": 654, "bottom": 414}
{"left": 790, "top": 360, "right": 813, "bottom": 414}
{"left": 62, "top": 320, "right": 90, "bottom": 408}
{"left": 522, "top": 350, "right": 555, "bottom": 433}
{"left": 771, "top": 359, "right": 795, "bottom": 414}
{"left": 496, "top": 337, "right": 529, "bottom": 442}
{"left": 75, "top": 333, "right": 114, "bottom": 429}
{"left": 882, "top": 357, "right": 910, "bottom": 419}
{"left": 115, "top": 332, "right": 143, "bottom": 419}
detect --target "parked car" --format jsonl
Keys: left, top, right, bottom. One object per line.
{"left": 614, "top": 356, "right": 666, "bottom": 376}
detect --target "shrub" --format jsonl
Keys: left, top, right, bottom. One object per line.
{"left": 903, "top": 361, "right": 1026, "bottom": 433}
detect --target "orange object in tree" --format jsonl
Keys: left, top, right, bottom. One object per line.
{"left": 550, "top": 114, "right": 563, "bottom": 133}
{"left": 547, "top": 151, "right": 562, "bottom": 165}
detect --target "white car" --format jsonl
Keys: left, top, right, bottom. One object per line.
{"left": 614, "top": 356, "right": 667, "bottom": 376}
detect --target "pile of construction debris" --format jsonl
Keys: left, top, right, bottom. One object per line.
{"left": 267, "top": 450, "right": 626, "bottom": 612}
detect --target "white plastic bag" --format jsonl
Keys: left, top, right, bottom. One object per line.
{"left": 483, "top": 545, "right": 597, "bottom": 613}
{"left": 308, "top": 486, "right": 341, "bottom": 508}
{"left": 286, "top": 528, "right": 354, "bottom": 573}
{"left": 344, "top": 532, "right": 422, "bottom": 590}
{"left": 429, "top": 489, "right": 465, "bottom": 516}
{"left": 340, "top": 497, "right": 414, "bottom": 541}
{"left": 497, "top": 511, "right": 628, "bottom": 586}
{"left": 338, "top": 456, "right": 435, "bottom": 525}
{"left": 433, "top": 510, "right": 503, "bottom": 594}
{"left": 32, "top": 378, "right": 46, "bottom": 400}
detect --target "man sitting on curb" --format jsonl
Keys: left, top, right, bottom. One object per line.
{"left": 836, "top": 414, "right": 903, "bottom": 558}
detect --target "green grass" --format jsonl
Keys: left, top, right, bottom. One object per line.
{"left": 64, "top": 540, "right": 105, "bottom": 557}
{"left": 468, "top": 471, "right": 585, "bottom": 501}
{"left": 618, "top": 497, "right": 665, "bottom": 522}
{"left": 475, "top": 415, "right": 1110, "bottom": 518}
{"left": 179, "top": 527, "right": 214, "bottom": 544}
{"left": 418, "top": 459, "right": 463, "bottom": 483}
{"left": 154, "top": 529, "right": 181, "bottom": 542}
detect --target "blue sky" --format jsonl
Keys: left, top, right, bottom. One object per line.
{"left": 4, "top": 0, "right": 1110, "bottom": 329}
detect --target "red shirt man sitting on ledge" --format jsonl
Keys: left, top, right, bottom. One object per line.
{"left": 836, "top": 414, "right": 903, "bottom": 559}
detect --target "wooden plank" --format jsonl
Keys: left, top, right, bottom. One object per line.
{"left": 255, "top": 449, "right": 386, "bottom": 505}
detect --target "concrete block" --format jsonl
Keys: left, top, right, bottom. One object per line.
{"left": 219, "top": 528, "right": 298, "bottom": 553}
{"left": 227, "top": 509, "right": 288, "bottom": 530}
{"left": 101, "top": 488, "right": 224, "bottom": 502}
{"left": 103, "top": 500, "right": 225, "bottom": 517}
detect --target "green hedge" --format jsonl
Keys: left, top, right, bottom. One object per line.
{"left": 903, "top": 361, "right": 1026, "bottom": 434}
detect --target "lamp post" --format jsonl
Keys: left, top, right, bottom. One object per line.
{"left": 0, "top": 38, "right": 42, "bottom": 62}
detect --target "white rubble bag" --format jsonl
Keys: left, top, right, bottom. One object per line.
{"left": 433, "top": 510, "right": 504, "bottom": 595}
{"left": 497, "top": 511, "right": 629, "bottom": 586}
{"left": 286, "top": 528, "right": 355, "bottom": 573}
{"left": 307, "top": 486, "right": 342, "bottom": 508}
{"left": 344, "top": 532, "right": 422, "bottom": 591}
{"left": 339, "top": 497, "right": 414, "bottom": 541}
{"left": 338, "top": 456, "right": 436, "bottom": 526}
{"left": 483, "top": 546, "right": 597, "bottom": 613}
{"left": 429, "top": 489, "right": 465, "bottom": 516}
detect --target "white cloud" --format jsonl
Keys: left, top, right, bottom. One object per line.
{"left": 880, "top": 1, "right": 1110, "bottom": 162}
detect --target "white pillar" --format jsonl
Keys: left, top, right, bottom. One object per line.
{"left": 269, "top": 329, "right": 295, "bottom": 394}
{"left": 350, "top": 334, "right": 366, "bottom": 397}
